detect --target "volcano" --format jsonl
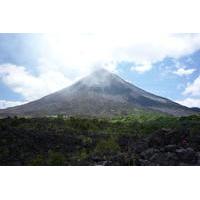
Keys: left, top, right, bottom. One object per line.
{"left": 0, "top": 68, "right": 198, "bottom": 117}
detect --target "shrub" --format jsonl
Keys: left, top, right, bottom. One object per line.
{"left": 95, "top": 137, "right": 120, "bottom": 155}
{"left": 47, "top": 150, "right": 66, "bottom": 166}
{"left": 30, "top": 155, "right": 45, "bottom": 166}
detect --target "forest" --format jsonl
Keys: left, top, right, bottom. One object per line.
{"left": 0, "top": 113, "right": 200, "bottom": 166}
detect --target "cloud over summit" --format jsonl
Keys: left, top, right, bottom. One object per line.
{"left": 1, "top": 33, "right": 200, "bottom": 107}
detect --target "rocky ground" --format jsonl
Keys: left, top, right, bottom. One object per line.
{"left": 134, "top": 129, "right": 200, "bottom": 166}
{"left": 0, "top": 117, "right": 200, "bottom": 166}
{"left": 88, "top": 128, "right": 200, "bottom": 166}
{"left": 1, "top": 128, "right": 199, "bottom": 166}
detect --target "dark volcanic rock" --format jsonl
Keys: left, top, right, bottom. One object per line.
{"left": 196, "top": 152, "right": 200, "bottom": 165}
{"left": 140, "top": 148, "right": 159, "bottom": 159}
{"left": 164, "top": 145, "right": 178, "bottom": 152}
{"left": 134, "top": 140, "right": 149, "bottom": 153}
{"left": 175, "top": 148, "right": 197, "bottom": 164}
{"left": 134, "top": 128, "right": 200, "bottom": 166}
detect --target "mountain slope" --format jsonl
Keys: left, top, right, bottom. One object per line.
{"left": 0, "top": 68, "right": 198, "bottom": 117}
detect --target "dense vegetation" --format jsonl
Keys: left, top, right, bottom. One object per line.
{"left": 0, "top": 113, "right": 200, "bottom": 165}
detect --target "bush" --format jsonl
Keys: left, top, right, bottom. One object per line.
{"left": 30, "top": 155, "right": 45, "bottom": 166}
{"left": 47, "top": 150, "right": 66, "bottom": 166}
{"left": 95, "top": 137, "right": 120, "bottom": 155}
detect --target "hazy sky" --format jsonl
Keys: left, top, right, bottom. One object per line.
{"left": 0, "top": 33, "right": 200, "bottom": 108}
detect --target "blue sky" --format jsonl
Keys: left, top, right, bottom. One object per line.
{"left": 0, "top": 33, "right": 200, "bottom": 108}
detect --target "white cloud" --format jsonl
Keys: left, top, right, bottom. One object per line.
{"left": 41, "top": 33, "right": 200, "bottom": 74}
{"left": 176, "top": 98, "right": 200, "bottom": 108}
{"left": 173, "top": 68, "right": 196, "bottom": 76}
{"left": 178, "top": 75, "right": 200, "bottom": 108}
{"left": 1, "top": 34, "right": 200, "bottom": 102}
{"left": 130, "top": 62, "right": 153, "bottom": 73}
{"left": 0, "top": 100, "right": 26, "bottom": 109}
{"left": 183, "top": 76, "right": 200, "bottom": 96}
{"left": 0, "top": 64, "right": 72, "bottom": 101}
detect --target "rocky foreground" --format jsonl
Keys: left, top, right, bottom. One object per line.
{"left": 0, "top": 120, "right": 200, "bottom": 166}
{"left": 134, "top": 128, "right": 200, "bottom": 166}
{"left": 88, "top": 128, "right": 200, "bottom": 166}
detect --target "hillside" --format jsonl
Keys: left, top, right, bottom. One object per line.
{"left": 0, "top": 68, "right": 198, "bottom": 117}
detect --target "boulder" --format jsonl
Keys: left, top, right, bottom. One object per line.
{"left": 137, "top": 159, "right": 151, "bottom": 166}
{"left": 175, "top": 148, "right": 197, "bottom": 164}
{"left": 195, "top": 152, "right": 200, "bottom": 165}
{"left": 134, "top": 141, "right": 149, "bottom": 153}
{"left": 164, "top": 144, "right": 177, "bottom": 152}
{"left": 140, "top": 148, "right": 159, "bottom": 159}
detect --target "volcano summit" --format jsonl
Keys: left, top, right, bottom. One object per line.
{"left": 0, "top": 69, "right": 198, "bottom": 117}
